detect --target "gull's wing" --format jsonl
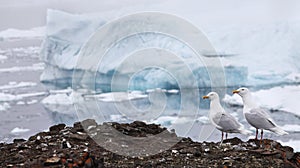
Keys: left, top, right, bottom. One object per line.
{"left": 245, "top": 108, "right": 276, "bottom": 129}
{"left": 212, "top": 112, "right": 242, "bottom": 133}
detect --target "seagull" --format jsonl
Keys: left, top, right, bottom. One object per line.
{"left": 233, "top": 87, "right": 288, "bottom": 141}
{"left": 203, "top": 92, "right": 251, "bottom": 142}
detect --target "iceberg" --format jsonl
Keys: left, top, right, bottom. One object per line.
{"left": 40, "top": 9, "right": 248, "bottom": 91}
{"left": 206, "top": 22, "right": 300, "bottom": 87}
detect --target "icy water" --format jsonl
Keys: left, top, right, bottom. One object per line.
{"left": 0, "top": 40, "right": 300, "bottom": 151}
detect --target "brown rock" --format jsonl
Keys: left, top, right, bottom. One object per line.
{"left": 44, "top": 156, "right": 61, "bottom": 166}
{"left": 49, "top": 123, "right": 66, "bottom": 133}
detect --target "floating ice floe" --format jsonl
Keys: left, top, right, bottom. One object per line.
{"left": 223, "top": 85, "right": 300, "bottom": 116}
{"left": 0, "top": 92, "right": 47, "bottom": 102}
{"left": 0, "top": 63, "right": 44, "bottom": 73}
{"left": 26, "top": 99, "right": 38, "bottom": 105}
{"left": 0, "top": 55, "right": 7, "bottom": 60}
{"left": 10, "top": 127, "right": 30, "bottom": 135}
{"left": 0, "top": 102, "right": 10, "bottom": 111}
{"left": 0, "top": 82, "right": 37, "bottom": 90}
{"left": 92, "top": 92, "right": 148, "bottom": 102}
{"left": 0, "top": 27, "right": 45, "bottom": 41}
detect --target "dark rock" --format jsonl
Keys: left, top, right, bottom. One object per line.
{"left": 73, "top": 122, "right": 84, "bottom": 132}
{"left": 282, "top": 146, "right": 294, "bottom": 160}
{"left": 223, "top": 137, "right": 243, "bottom": 145}
{"left": 13, "top": 138, "right": 26, "bottom": 143}
{"left": 0, "top": 120, "right": 299, "bottom": 168}
{"left": 49, "top": 123, "right": 66, "bottom": 133}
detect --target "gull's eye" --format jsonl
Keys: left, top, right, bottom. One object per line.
{"left": 241, "top": 89, "right": 244, "bottom": 91}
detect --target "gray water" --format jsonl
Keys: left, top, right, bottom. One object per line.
{"left": 0, "top": 39, "right": 299, "bottom": 152}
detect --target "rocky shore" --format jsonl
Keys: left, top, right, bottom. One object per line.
{"left": 0, "top": 120, "right": 299, "bottom": 168}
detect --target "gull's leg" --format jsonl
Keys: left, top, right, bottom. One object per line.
{"left": 221, "top": 131, "right": 224, "bottom": 141}
{"left": 255, "top": 128, "right": 258, "bottom": 140}
{"left": 220, "top": 131, "right": 224, "bottom": 146}
{"left": 260, "top": 129, "right": 264, "bottom": 145}
{"left": 225, "top": 132, "right": 228, "bottom": 139}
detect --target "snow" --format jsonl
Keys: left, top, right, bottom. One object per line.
{"left": 0, "top": 27, "right": 45, "bottom": 40}
{"left": 223, "top": 85, "right": 300, "bottom": 116}
{"left": 10, "top": 127, "right": 30, "bottom": 134}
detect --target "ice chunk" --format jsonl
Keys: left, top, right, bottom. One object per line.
{"left": 0, "top": 92, "right": 47, "bottom": 102}
{"left": 0, "top": 27, "right": 45, "bottom": 40}
{"left": 0, "top": 55, "right": 7, "bottom": 60}
{"left": 223, "top": 85, "right": 300, "bottom": 117}
{"left": 10, "top": 127, "right": 30, "bottom": 134}
{"left": 0, "top": 82, "right": 37, "bottom": 90}
{"left": 41, "top": 93, "right": 73, "bottom": 105}
{"left": 0, "top": 63, "right": 44, "bottom": 73}
{"left": 0, "top": 102, "right": 10, "bottom": 111}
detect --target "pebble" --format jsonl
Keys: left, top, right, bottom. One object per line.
{"left": 0, "top": 120, "right": 299, "bottom": 168}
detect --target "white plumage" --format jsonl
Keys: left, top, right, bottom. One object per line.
{"left": 203, "top": 92, "right": 251, "bottom": 141}
{"left": 233, "top": 87, "right": 288, "bottom": 140}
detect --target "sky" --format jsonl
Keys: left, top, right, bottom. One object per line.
{"left": 0, "top": 0, "right": 300, "bottom": 31}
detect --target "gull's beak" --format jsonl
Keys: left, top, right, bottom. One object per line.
{"left": 232, "top": 90, "right": 240, "bottom": 94}
{"left": 202, "top": 95, "right": 209, "bottom": 99}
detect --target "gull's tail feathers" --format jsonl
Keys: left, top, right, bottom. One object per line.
{"left": 269, "top": 127, "right": 289, "bottom": 135}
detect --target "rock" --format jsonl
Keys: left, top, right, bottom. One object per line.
{"left": 69, "top": 133, "right": 89, "bottom": 141}
{"left": 49, "top": 123, "right": 66, "bottom": 133}
{"left": 73, "top": 122, "right": 84, "bottom": 132}
{"left": 44, "top": 156, "right": 60, "bottom": 166}
{"left": 81, "top": 119, "right": 97, "bottom": 128}
{"left": 13, "top": 139, "right": 26, "bottom": 143}
{"left": 0, "top": 121, "right": 299, "bottom": 168}
{"left": 281, "top": 146, "right": 294, "bottom": 160}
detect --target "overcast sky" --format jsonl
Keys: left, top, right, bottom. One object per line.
{"left": 1, "top": 0, "right": 300, "bottom": 31}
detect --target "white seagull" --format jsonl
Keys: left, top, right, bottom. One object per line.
{"left": 203, "top": 92, "right": 251, "bottom": 142}
{"left": 233, "top": 87, "right": 288, "bottom": 140}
